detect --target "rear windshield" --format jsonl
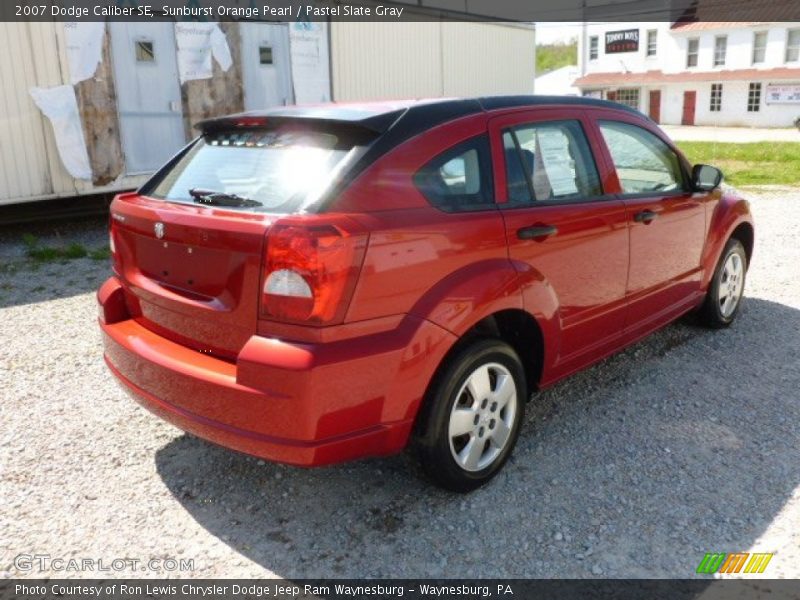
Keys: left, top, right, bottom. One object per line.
{"left": 147, "top": 127, "right": 364, "bottom": 213}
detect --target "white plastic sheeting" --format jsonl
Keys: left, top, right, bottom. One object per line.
{"left": 289, "top": 22, "right": 331, "bottom": 103}
{"left": 64, "top": 22, "right": 105, "bottom": 84}
{"left": 174, "top": 23, "right": 232, "bottom": 84}
{"left": 28, "top": 85, "right": 92, "bottom": 180}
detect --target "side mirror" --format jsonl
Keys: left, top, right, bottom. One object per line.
{"left": 692, "top": 164, "right": 723, "bottom": 191}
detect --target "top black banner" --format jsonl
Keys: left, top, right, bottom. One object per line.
{"left": 3, "top": 0, "right": 800, "bottom": 22}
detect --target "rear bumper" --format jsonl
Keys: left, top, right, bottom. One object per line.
{"left": 98, "top": 277, "right": 455, "bottom": 466}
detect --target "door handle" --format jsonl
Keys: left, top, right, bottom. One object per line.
{"left": 634, "top": 210, "right": 658, "bottom": 223}
{"left": 517, "top": 224, "right": 558, "bottom": 240}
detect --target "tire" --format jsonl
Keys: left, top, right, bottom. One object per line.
{"left": 413, "top": 338, "right": 526, "bottom": 493}
{"left": 699, "top": 238, "right": 747, "bottom": 328}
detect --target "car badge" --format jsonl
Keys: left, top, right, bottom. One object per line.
{"left": 154, "top": 222, "right": 165, "bottom": 239}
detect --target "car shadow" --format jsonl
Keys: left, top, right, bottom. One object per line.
{"left": 154, "top": 297, "right": 800, "bottom": 578}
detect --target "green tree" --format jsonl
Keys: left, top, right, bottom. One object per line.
{"left": 536, "top": 40, "right": 578, "bottom": 75}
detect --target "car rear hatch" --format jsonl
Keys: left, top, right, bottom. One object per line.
{"left": 109, "top": 109, "right": 402, "bottom": 358}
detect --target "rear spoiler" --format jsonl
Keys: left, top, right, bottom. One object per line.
{"left": 195, "top": 107, "right": 407, "bottom": 135}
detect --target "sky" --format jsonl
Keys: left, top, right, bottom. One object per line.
{"left": 535, "top": 22, "right": 583, "bottom": 45}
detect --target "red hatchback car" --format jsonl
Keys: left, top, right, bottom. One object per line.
{"left": 99, "top": 96, "right": 753, "bottom": 491}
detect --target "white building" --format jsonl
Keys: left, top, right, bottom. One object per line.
{"left": 575, "top": 22, "right": 800, "bottom": 127}
{"left": 534, "top": 65, "right": 580, "bottom": 96}
{"left": 0, "top": 21, "right": 534, "bottom": 206}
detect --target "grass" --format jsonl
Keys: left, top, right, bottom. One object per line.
{"left": 21, "top": 234, "right": 108, "bottom": 263}
{"left": 677, "top": 141, "right": 800, "bottom": 186}
{"left": 536, "top": 41, "right": 577, "bottom": 75}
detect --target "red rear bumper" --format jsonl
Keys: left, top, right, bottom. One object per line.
{"left": 98, "top": 277, "right": 455, "bottom": 466}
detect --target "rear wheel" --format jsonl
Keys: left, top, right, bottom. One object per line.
{"left": 414, "top": 339, "right": 525, "bottom": 492}
{"left": 699, "top": 238, "right": 747, "bottom": 328}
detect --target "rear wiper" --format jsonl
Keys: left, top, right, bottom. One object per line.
{"left": 189, "top": 188, "right": 262, "bottom": 208}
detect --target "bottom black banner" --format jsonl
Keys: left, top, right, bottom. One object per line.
{"left": 2, "top": 580, "right": 800, "bottom": 600}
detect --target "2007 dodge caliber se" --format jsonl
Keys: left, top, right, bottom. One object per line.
{"left": 99, "top": 96, "right": 754, "bottom": 491}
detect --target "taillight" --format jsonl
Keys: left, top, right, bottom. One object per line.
{"left": 260, "top": 217, "right": 367, "bottom": 325}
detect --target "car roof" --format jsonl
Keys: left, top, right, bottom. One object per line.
{"left": 197, "top": 95, "right": 644, "bottom": 135}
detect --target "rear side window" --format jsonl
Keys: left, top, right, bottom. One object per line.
{"left": 147, "top": 127, "right": 365, "bottom": 214}
{"left": 414, "top": 136, "right": 494, "bottom": 212}
{"left": 599, "top": 121, "right": 686, "bottom": 194}
{"left": 502, "top": 120, "right": 602, "bottom": 205}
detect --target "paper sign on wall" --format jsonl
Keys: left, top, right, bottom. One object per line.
{"left": 175, "top": 23, "right": 232, "bottom": 84}
{"left": 64, "top": 22, "right": 106, "bottom": 84}
{"left": 29, "top": 85, "right": 92, "bottom": 180}
{"left": 765, "top": 84, "right": 800, "bottom": 104}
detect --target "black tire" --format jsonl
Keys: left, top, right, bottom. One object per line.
{"left": 413, "top": 338, "right": 526, "bottom": 493}
{"left": 699, "top": 238, "right": 747, "bottom": 328}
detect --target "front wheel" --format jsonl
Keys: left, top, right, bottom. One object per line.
{"left": 699, "top": 238, "right": 747, "bottom": 328}
{"left": 413, "top": 339, "right": 525, "bottom": 492}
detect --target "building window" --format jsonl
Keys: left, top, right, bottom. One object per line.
{"left": 647, "top": 30, "right": 658, "bottom": 56}
{"left": 787, "top": 29, "right": 800, "bottom": 62}
{"left": 589, "top": 36, "right": 599, "bottom": 60}
{"left": 259, "top": 45, "right": 273, "bottom": 65}
{"left": 135, "top": 40, "right": 155, "bottom": 63}
{"left": 709, "top": 84, "right": 722, "bottom": 112}
{"left": 747, "top": 83, "right": 761, "bottom": 112}
{"left": 614, "top": 88, "right": 640, "bottom": 110}
{"left": 752, "top": 31, "right": 767, "bottom": 64}
{"left": 687, "top": 38, "right": 699, "bottom": 67}
{"left": 714, "top": 36, "right": 727, "bottom": 66}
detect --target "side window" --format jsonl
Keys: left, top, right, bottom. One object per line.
{"left": 502, "top": 120, "right": 602, "bottom": 205}
{"left": 414, "top": 136, "right": 493, "bottom": 212}
{"left": 599, "top": 121, "right": 686, "bottom": 195}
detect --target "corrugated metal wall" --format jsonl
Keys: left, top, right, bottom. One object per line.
{"left": 0, "top": 23, "right": 63, "bottom": 203}
{"left": 0, "top": 22, "right": 147, "bottom": 205}
{"left": 330, "top": 22, "right": 535, "bottom": 101}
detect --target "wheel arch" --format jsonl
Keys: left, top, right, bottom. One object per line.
{"left": 730, "top": 221, "right": 754, "bottom": 268}
{"left": 412, "top": 308, "right": 547, "bottom": 441}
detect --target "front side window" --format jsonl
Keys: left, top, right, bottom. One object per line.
{"left": 714, "top": 36, "right": 727, "bottom": 66}
{"left": 787, "top": 29, "right": 800, "bottom": 62}
{"left": 747, "top": 83, "right": 762, "bottom": 112}
{"left": 589, "top": 36, "right": 599, "bottom": 60}
{"left": 501, "top": 120, "right": 602, "bottom": 204}
{"left": 599, "top": 121, "right": 685, "bottom": 195}
{"left": 752, "top": 31, "right": 767, "bottom": 64}
{"left": 647, "top": 29, "right": 658, "bottom": 56}
{"left": 710, "top": 83, "right": 722, "bottom": 112}
{"left": 149, "top": 127, "right": 362, "bottom": 213}
{"left": 687, "top": 38, "right": 699, "bottom": 67}
{"left": 414, "top": 136, "right": 493, "bottom": 212}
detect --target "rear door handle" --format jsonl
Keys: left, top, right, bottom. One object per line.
{"left": 517, "top": 224, "right": 558, "bottom": 240}
{"left": 634, "top": 210, "right": 658, "bottom": 223}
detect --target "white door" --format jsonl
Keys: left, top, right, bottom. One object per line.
{"left": 109, "top": 22, "right": 184, "bottom": 174}
{"left": 241, "top": 23, "right": 294, "bottom": 110}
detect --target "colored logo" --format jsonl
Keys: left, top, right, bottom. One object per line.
{"left": 696, "top": 552, "right": 773, "bottom": 574}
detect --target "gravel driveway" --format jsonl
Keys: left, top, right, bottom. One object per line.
{"left": 1, "top": 188, "right": 799, "bottom": 579}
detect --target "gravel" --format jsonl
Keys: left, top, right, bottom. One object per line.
{"left": 1, "top": 188, "right": 799, "bottom": 579}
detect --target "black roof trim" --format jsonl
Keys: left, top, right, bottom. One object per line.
{"left": 477, "top": 94, "right": 644, "bottom": 117}
{"left": 196, "top": 107, "right": 408, "bottom": 134}
{"left": 196, "top": 95, "right": 642, "bottom": 136}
